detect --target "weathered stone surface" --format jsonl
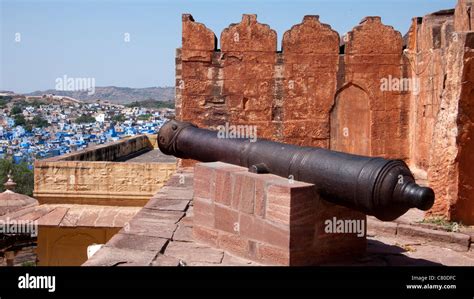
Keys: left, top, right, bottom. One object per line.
{"left": 121, "top": 218, "right": 177, "bottom": 239}
{"left": 427, "top": 32, "right": 474, "bottom": 224}
{"left": 153, "top": 187, "right": 193, "bottom": 201}
{"left": 455, "top": 0, "right": 474, "bottom": 32}
{"left": 151, "top": 254, "right": 181, "bottom": 266}
{"left": 407, "top": 11, "right": 454, "bottom": 171}
{"left": 34, "top": 141, "right": 176, "bottom": 207}
{"left": 36, "top": 207, "right": 69, "bottom": 226}
{"left": 221, "top": 252, "right": 260, "bottom": 266}
{"left": 344, "top": 235, "right": 474, "bottom": 266}
{"left": 82, "top": 246, "right": 157, "bottom": 266}
{"left": 397, "top": 224, "right": 471, "bottom": 251}
{"left": 135, "top": 209, "right": 184, "bottom": 224}
{"left": 144, "top": 198, "right": 189, "bottom": 212}
{"left": 282, "top": 16, "right": 339, "bottom": 147}
{"left": 172, "top": 224, "right": 193, "bottom": 242}
{"left": 193, "top": 224, "right": 219, "bottom": 247}
{"left": 16, "top": 207, "right": 53, "bottom": 222}
{"left": 192, "top": 162, "right": 366, "bottom": 265}
{"left": 367, "top": 217, "right": 398, "bottom": 236}
{"left": 175, "top": 2, "right": 474, "bottom": 230}
{"left": 182, "top": 14, "right": 216, "bottom": 52}
{"left": 346, "top": 17, "right": 403, "bottom": 54}
{"left": 221, "top": 14, "right": 277, "bottom": 52}
{"left": 338, "top": 17, "right": 407, "bottom": 159}
{"left": 106, "top": 233, "right": 168, "bottom": 252}
{"left": 164, "top": 241, "right": 224, "bottom": 264}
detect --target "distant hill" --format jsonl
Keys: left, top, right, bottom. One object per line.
{"left": 25, "top": 86, "right": 175, "bottom": 104}
{"left": 126, "top": 99, "right": 174, "bottom": 109}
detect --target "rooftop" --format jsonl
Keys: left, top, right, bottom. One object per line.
{"left": 0, "top": 204, "right": 141, "bottom": 228}
{"left": 0, "top": 173, "right": 38, "bottom": 216}
{"left": 83, "top": 169, "right": 260, "bottom": 266}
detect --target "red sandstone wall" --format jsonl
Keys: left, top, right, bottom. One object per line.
{"left": 455, "top": 0, "right": 474, "bottom": 31}
{"left": 427, "top": 32, "right": 474, "bottom": 224}
{"left": 406, "top": 11, "right": 454, "bottom": 171}
{"left": 338, "top": 17, "right": 408, "bottom": 158}
{"left": 176, "top": 0, "right": 474, "bottom": 223}
{"left": 221, "top": 14, "right": 278, "bottom": 140}
{"left": 282, "top": 16, "right": 339, "bottom": 147}
{"left": 177, "top": 14, "right": 409, "bottom": 159}
{"left": 177, "top": 14, "right": 220, "bottom": 127}
{"left": 456, "top": 46, "right": 474, "bottom": 223}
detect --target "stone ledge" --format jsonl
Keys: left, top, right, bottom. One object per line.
{"left": 1, "top": 204, "right": 141, "bottom": 228}
{"left": 368, "top": 216, "right": 472, "bottom": 252}
{"left": 82, "top": 246, "right": 157, "bottom": 266}
{"left": 397, "top": 224, "right": 471, "bottom": 252}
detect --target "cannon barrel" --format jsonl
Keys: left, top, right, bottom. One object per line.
{"left": 157, "top": 119, "right": 435, "bottom": 221}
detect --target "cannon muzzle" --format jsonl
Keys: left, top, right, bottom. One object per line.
{"left": 157, "top": 119, "right": 434, "bottom": 221}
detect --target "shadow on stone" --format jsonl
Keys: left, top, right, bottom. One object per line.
{"left": 321, "top": 240, "right": 443, "bottom": 266}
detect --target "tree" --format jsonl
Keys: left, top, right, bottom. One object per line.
{"left": 25, "top": 123, "right": 33, "bottom": 132}
{"left": 0, "top": 159, "right": 34, "bottom": 196}
{"left": 30, "top": 115, "right": 49, "bottom": 128}
{"left": 0, "top": 100, "right": 6, "bottom": 108}
{"left": 0, "top": 95, "right": 12, "bottom": 101}
{"left": 112, "top": 114, "right": 126, "bottom": 123}
{"left": 126, "top": 101, "right": 140, "bottom": 108}
{"left": 138, "top": 114, "right": 152, "bottom": 121}
{"left": 75, "top": 114, "right": 96, "bottom": 124}
{"left": 30, "top": 100, "right": 44, "bottom": 108}
{"left": 11, "top": 105, "right": 22, "bottom": 115}
{"left": 13, "top": 114, "right": 26, "bottom": 126}
{"left": 125, "top": 99, "right": 174, "bottom": 109}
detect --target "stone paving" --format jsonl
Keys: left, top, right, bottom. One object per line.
{"left": 125, "top": 149, "right": 177, "bottom": 163}
{"left": 83, "top": 168, "right": 259, "bottom": 266}
{"left": 325, "top": 234, "right": 474, "bottom": 266}
{"left": 0, "top": 204, "right": 141, "bottom": 228}
{"left": 84, "top": 168, "right": 474, "bottom": 267}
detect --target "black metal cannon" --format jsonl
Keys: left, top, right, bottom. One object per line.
{"left": 157, "top": 119, "right": 434, "bottom": 221}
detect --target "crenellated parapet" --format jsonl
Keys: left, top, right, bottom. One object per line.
{"left": 175, "top": 1, "right": 474, "bottom": 224}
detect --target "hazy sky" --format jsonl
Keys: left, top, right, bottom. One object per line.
{"left": 1, "top": 0, "right": 457, "bottom": 93}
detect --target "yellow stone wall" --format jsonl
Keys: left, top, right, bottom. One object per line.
{"left": 34, "top": 161, "right": 176, "bottom": 206}
{"left": 32, "top": 135, "right": 176, "bottom": 265}
{"left": 37, "top": 226, "right": 120, "bottom": 266}
{"left": 44, "top": 135, "right": 153, "bottom": 162}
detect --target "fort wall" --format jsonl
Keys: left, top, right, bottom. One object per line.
{"left": 34, "top": 136, "right": 176, "bottom": 206}
{"left": 176, "top": 0, "right": 474, "bottom": 224}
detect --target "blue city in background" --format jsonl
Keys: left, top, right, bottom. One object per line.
{"left": 0, "top": 98, "right": 173, "bottom": 168}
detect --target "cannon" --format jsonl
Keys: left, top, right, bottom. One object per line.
{"left": 157, "top": 119, "right": 435, "bottom": 221}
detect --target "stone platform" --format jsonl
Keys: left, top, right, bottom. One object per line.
{"left": 192, "top": 162, "right": 366, "bottom": 265}
{"left": 83, "top": 168, "right": 259, "bottom": 266}
{"left": 83, "top": 165, "right": 474, "bottom": 267}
